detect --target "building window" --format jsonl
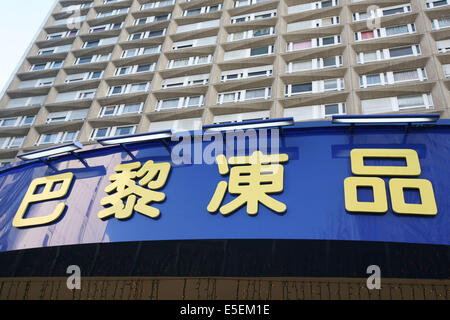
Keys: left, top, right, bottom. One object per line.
{"left": 157, "top": 96, "right": 205, "bottom": 110}
{"left": 91, "top": 125, "right": 137, "bottom": 140}
{"left": 38, "top": 131, "right": 78, "bottom": 145}
{"left": 290, "top": 83, "right": 313, "bottom": 95}
{"left": 324, "top": 103, "right": 346, "bottom": 117}
{"left": 250, "top": 46, "right": 271, "bottom": 56}
{"left": 217, "top": 88, "right": 271, "bottom": 104}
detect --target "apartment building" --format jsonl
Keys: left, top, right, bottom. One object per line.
{"left": 0, "top": 0, "right": 449, "bottom": 166}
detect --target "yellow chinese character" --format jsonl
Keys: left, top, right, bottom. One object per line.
{"left": 13, "top": 173, "right": 74, "bottom": 228}
{"left": 99, "top": 160, "right": 171, "bottom": 220}
{"left": 344, "top": 149, "right": 437, "bottom": 216}
{"left": 207, "top": 151, "right": 289, "bottom": 216}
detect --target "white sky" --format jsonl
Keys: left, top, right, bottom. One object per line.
{"left": 0, "top": 0, "right": 56, "bottom": 93}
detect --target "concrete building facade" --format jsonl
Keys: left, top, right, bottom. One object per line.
{"left": 0, "top": 0, "right": 449, "bottom": 165}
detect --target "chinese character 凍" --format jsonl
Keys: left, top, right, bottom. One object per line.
{"left": 207, "top": 151, "right": 289, "bottom": 216}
